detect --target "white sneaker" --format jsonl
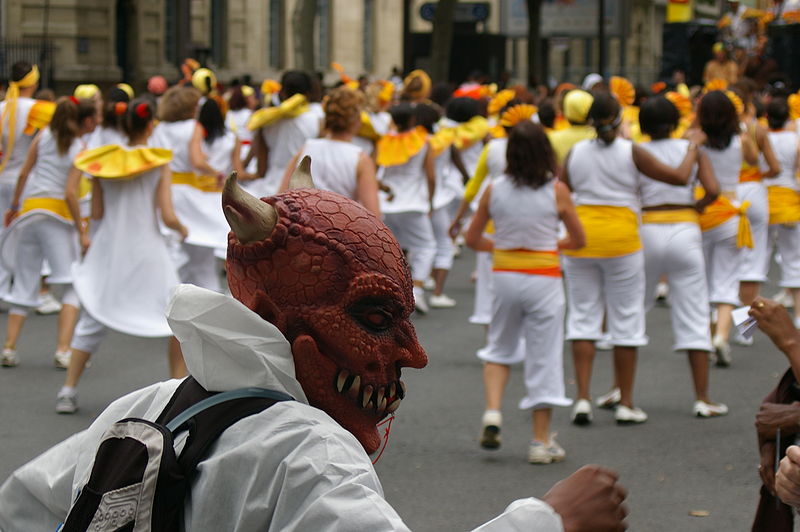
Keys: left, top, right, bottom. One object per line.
{"left": 693, "top": 400, "right": 729, "bottom": 418}
{"left": 712, "top": 335, "right": 732, "bottom": 367}
{"left": 595, "top": 387, "right": 621, "bottom": 409}
{"left": 1, "top": 347, "right": 17, "bottom": 367}
{"left": 655, "top": 281, "right": 669, "bottom": 304}
{"left": 595, "top": 334, "right": 613, "bottom": 351}
{"left": 733, "top": 328, "right": 754, "bottom": 347}
{"left": 36, "top": 292, "right": 62, "bottom": 315}
{"left": 528, "top": 436, "right": 566, "bottom": 464}
{"left": 429, "top": 294, "right": 456, "bottom": 308}
{"left": 413, "top": 287, "right": 429, "bottom": 315}
{"left": 55, "top": 391, "right": 78, "bottom": 414}
{"left": 773, "top": 288, "right": 795, "bottom": 308}
{"left": 54, "top": 350, "right": 71, "bottom": 370}
{"left": 615, "top": 405, "right": 648, "bottom": 425}
{"left": 571, "top": 399, "right": 593, "bottom": 426}
{"left": 480, "top": 411, "right": 502, "bottom": 450}
{"left": 422, "top": 278, "right": 435, "bottom": 291}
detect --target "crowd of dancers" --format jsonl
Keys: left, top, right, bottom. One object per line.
{"left": 1, "top": 58, "right": 799, "bottom": 465}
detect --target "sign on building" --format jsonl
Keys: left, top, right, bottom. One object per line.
{"left": 500, "top": 0, "right": 623, "bottom": 38}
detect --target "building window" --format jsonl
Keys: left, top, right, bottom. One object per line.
{"left": 315, "top": 0, "right": 330, "bottom": 71}
{"left": 165, "top": 0, "right": 176, "bottom": 64}
{"left": 363, "top": 0, "right": 374, "bottom": 72}
{"left": 211, "top": 0, "right": 227, "bottom": 67}
{"left": 269, "top": 0, "right": 284, "bottom": 69}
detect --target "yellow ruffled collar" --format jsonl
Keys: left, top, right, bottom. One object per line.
{"left": 376, "top": 126, "right": 429, "bottom": 167}
{"left": 247, "top": 94, "right": 309, "bottom": 130}
{"left": 74, "top": 145, "right": 172, "bottom": 179}
{"left": 453, "top": 116, "right": 490, "bottom": 150}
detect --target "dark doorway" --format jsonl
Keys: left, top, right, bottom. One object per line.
{"left": 408, "top": 32, "right": 506, "bottom": 84}
{"left": 115, "top": 0, "right": 135, "bottom": 82}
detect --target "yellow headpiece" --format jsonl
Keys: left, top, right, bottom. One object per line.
{"left": 563, "top": 90, "right": 594, "bottom": 124}
{"left": 74, "top": 84, "right": 100, "bottom": 99}
{"left": 261, "top": 79, "right": 282, "bottom": 97}
{"left": 402, "top": 70, "right": 431, "bottom": 101}
{"left": 116, "top": 83, "right": 134, "bottom": 100}
{"left": 192, "top": 68, "right": 217, "bottom": 95}
{"left": 0, "top": 65, "right": 41, "bottom": 173}
{"left": 241, "top": 85, "right": 255, "bottom": 98}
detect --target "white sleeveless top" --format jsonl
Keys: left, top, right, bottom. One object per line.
{"left": 485, "top": 137, "right": 508, "bottom": 178}
{"left": 379, "top": 145, "right": 430, "bottom": 214}
{"left": 638, "top": 139, "right": 697, "bottom": 207}
{"left": 352, "top": 112, "right": 392, "bottom": 156}
{"left": 490, "top": 175, "right": 559, "bottom": 250}
{"left": 150, "top": 120, "right": 195, "bottom": 173}
{"left": 432, "top": 147, "right": 459, "bottom": 209}
{"left": 0, "top": 97, "right": 38, "bottom": 185}
{"left": 23, "top": 128, "right": 85, "bottom": 199}
{"left": 262, "top": 111, "right": 320, "bottom": 177}
{"left": 86, "top": 126, "right": 128, "bottom": 150}
{"left": 460, "top": 142, "right": 484, "bottom": 177}
{"left": 299, "top": 138, "right": 362, "bottom": 199}
{"left": 766, "top": 130, "right": 798, "bottom": 189}
{"left": 567, "top": 138, "right": 640, "bottom": 209}
{"left": 702, "top": 135, "right": 742, "bottom": 192}
{"left": 202, "top": 130, "right": 236, "bottom": 175}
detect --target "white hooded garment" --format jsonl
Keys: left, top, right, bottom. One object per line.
{"left": 0, "top": 285, "right": 562, "bottom": 532}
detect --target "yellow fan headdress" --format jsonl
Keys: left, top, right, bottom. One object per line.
{"left": 500, "top": 104, "right": 537, "bottom": 128}
{"left": 788, "top": 93, "right": 800, "bottom": 121}
{"left": 609, "top": 77, "right": 635, "bottom": 107}
{"left": 704, "top": 78, "right": 728, "bottom": 92}
{"left": 664, "top": 91, "right": 692, "bottom": 119}
{"left": 487, "top": 90, "right": 516, "bottom": 117}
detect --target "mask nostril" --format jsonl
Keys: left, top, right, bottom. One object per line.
{"left": 365, "top": 362, "right": 379, "bottom": 373}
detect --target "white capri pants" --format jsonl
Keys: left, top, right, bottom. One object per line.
{"left": 383, "top": 212, "right": 436, "bottom": 283}
{"left": 737, "top": 182, "right": 770, "bottom": 282}
{"left": 0, "top": 182, "right": 16, "bottom": 297}
{"left": 478, "top": 272, "right": 572, "bottom": 410}
{"left": 563, "top": 251, "right": 648, "bottom": 347}
{"left": 430, "top": 200, "right": 457, "bottom": 271}
{"left": 701, "top": 217, "right": 742, "bottom": 306}
{"left": 642, "top": 222, "right": 712, "bottom": 352}
{"left": 175, "top": 243, "right": 221, "bottom": 293}
{"left": 768, "top": 224, "right": 800, "bottom": 288}
{"left": 5, "top": 217, "right": 80, "bottom": 311}
{"left": 469, "top": 250, "right": 493, "bottom": 325}
{"left": 71, "top": 310, "right": 108, "bottom": 354}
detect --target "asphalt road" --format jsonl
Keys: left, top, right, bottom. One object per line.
{"left": 0, "top": 250, "right": 792, "bottom": 531}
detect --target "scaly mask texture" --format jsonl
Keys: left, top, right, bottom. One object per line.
{"left": 224, "top": 173, "right": 428, "bottom": 453}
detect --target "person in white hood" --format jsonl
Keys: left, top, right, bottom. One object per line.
{"left": 0, "top": 164, "right": 628, "bottom": 531}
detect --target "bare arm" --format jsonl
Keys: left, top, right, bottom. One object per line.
{"left": 465, "top": 185, "right": 493, "bottom": 252}
{"left": 254, "top": 129, "right": 269, "bottom": 178}
{"left": 189, "top": 123, "right": 219, "bottom": 176}
{"left": 756, "top": 125, "right": 781, "bottom": 178}
{"left": 741, "top": 132, "right": 759, "bottom": 167}
{"left": 424, "top": 145, "right": 436, "bottom": 211}
{"left": 632, "top": 143, "right": 698, "bottom": 186}
{"left": 356, "top": 152, "right": 380, "bottom": 216}
{"left": 156, "top": 165, "right": 188, "bottom": 239}
{"left": 558, "top": 150, "right": 573, "bottom": 190}
{"left": 90, "top": 178, "right": 104, "bottom": 220}
{"left": 65, "top": 166, "right": 91, "bottom": 253}
{"left": 694, "top": 151, "right": 719, "bottom": 212}
{"left": 555, "top": 181, "right": 585, "bottom": 250}
{"left": 278, "top": 150, "right": 302, "bottom": 193}
{"left": 450, "top": 146, "right": 470, "bottom": 184}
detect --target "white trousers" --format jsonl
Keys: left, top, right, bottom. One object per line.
{"left": 563, "top": 251, "right": 648, "bottom": 347}
{"left": 768, "top": 224, "right": 800, "bottom": 288}
{"left": 478, "top": 272, "right": 572, "bottom": 410}
{"left": 175, "top": 243, "right": 221, "bottom": 293}
{"left": 642, "top": 223, "right": 712, "bottom": 352}
{"left": 6, "top": 217, "right": 79, "bottom": 308}
{"left": 469, "top": 250, "right": 493, "bottom": 325}
{"left": 701, "top": 217, "right": 742, "bottom": 306}
{"left": 382, "top": 212, "right": 436, "bottom": 283}
{"left": 430, "top": 200, "right": 457, "bottom": 271}
{"left": 737, "top": 182, "right": 769, "bottom": 282}
{"left": 0, "top": 183, "right": 15, "bottom": 298}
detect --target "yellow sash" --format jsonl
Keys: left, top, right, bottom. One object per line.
{"left": 20, "top": 197, "right": 72, "bottom": 221}
{"left": 376, "top": 127, "right": 429, "bottom": 167}
{"left": 695, "top": 189, "right": 753, "bottom": 248}
{"left": 74, "top": 145, "right": 172, "bottom": 178}
{"left": 247, "top": 94, "right": 309, "bottom": 130}
{"left": 561, "top": 205, "right": 641, "bottom": 258}
{"left": 171, "top": 171, "right": 221, "bottom": 192}
{"left": 739, "top": 164, "right": 762, "bottom": 183}
{"left": 641, "top": 208, "right": 700, "bottom": 225}
{"left": 492, "top": 249, "right": 561, "bottom": 277}
{"left": 768, "top": 186, "right": 800, "bottom": 225}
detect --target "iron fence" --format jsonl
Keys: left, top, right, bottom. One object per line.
{"left": 0, "top": 40, "right": 54, "bottom": 88}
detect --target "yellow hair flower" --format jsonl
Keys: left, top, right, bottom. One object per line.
{"left": 499, "top": 104, "right": 537, "bottom": 128}
{"left": 487, "top": 90, "right": 516, "bottom": 117}
{"left": 610, "top": 76, "right": 635, "bottom": 107}
{"left": 261, "top": 79, "right": 282, "bottom": 96}
{"left": 378, "top": 80, "right": 394, "bottom": 105}
{"left": 704, "top": 78, "right": 728, "bottom": 92}
{"left": 725, "top": 90, "right": 744, "bottom": 116}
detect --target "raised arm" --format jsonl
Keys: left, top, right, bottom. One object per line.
{"left": 632, "top": 139, "right": 699, "bottom": 186}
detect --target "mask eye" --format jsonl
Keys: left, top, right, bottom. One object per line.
{"left": 349, "top": 299, "right": 395, "bottom": 333}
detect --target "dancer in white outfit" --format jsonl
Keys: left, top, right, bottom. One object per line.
{"left": 378, "top": 103, "right": 436, "bottom": 314}
{"left": 467, "top": 121, "right": 584, "bottom": 463}
{"left": 249, "top": 71, "right": 321, "bottom": 197}
{"left": 280, "top": 86, "right": 379, "bottom": 215}
{"left": 563, "top": 93, "right": 701, "bottom": 426}
{"left": 55, "top": 99, "right": 188, "bottom": 414}
{"left": 763, "top": 98, "right": 800, "bottom": 323}
{"left": 694, "top": 90, "right": 759, "bottom": 365}
{"left": 85, "top": 87, "right": 129, "bottom": 150}
{"left": 636, "top": 95, "right": 728, "bottom": 417}
{"left": 225, "top": 85, "right": 259, "bottom": 176}
{"left": 0, "top": 97, "right": 97, "bottom": 369}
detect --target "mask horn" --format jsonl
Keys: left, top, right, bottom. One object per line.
{"left": 287, "top": 155, "right": 315, "bottom": 190}
{"left": 222, "top": 171, "right": 278, "bottom": 244}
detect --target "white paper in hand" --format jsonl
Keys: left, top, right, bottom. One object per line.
{"left": 732, "top": 306, "right": 758, "bottom": 340}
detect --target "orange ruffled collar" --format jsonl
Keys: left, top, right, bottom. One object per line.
{"left": 376, "top": 126, "right": 429, "bottom": 167}
{"left": 74, "top": 145, "right": 172, "bottom": 179}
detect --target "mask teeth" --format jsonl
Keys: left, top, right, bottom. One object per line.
{"left": 335, "top": 368, "right": 404, "bottom": 415}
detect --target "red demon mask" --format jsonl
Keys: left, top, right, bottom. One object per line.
{"left": 222, "top": 158, "right": 428, "bottom": 453}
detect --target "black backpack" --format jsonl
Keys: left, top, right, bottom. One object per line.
{"left": 60, "top": 377, "right": 292, "bottom": 531}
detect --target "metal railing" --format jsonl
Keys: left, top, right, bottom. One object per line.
{"left": 0, "top": 40, "right": 54, "bottom": 88}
